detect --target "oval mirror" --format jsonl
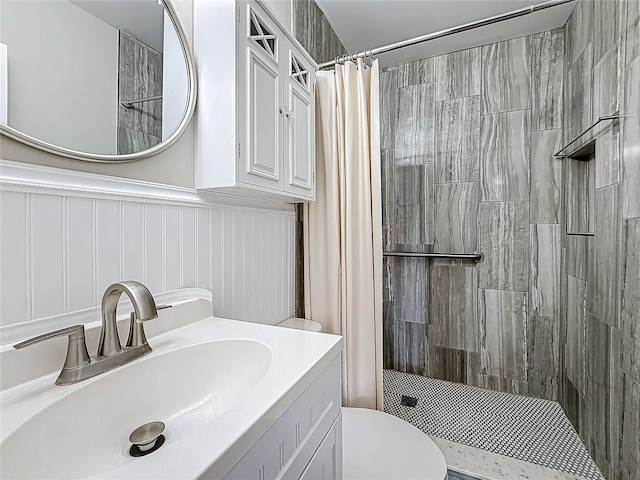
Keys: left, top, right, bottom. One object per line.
{"left": 0, "top": 0, "right": 196, "bottom": 162}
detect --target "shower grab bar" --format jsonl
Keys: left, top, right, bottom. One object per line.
{"left": 553, "top": 113, "right": 620, "bottom": 159}
{"left": 383, "top": 252, "right": 484, "bottom": 262}
{"left": 120, "top": 95, "right": 163, "bottom": 109}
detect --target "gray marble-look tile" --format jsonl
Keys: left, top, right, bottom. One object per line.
{"left": 383, "top": 301, "right": 395, "bottom": 369}
{"left": 530, "top": 129, "right": 563, "bottom": 223}
{"left": 479, "top": 202, "right": 529, "bottom": 291}
{"left": 607, "top": 325, "right": 623, "bottom": 474}
{"left": 588, "top": 184, "right": 622, "bottom": 328}
{"left": 133, "top": 38, "right": 149, "bottom": 133}
{"left": 479, "top": 289, "right": 528, "bottom": 381}
{"left": 623, "top": 55, "right": 640, "bottom": 218}
{"left": 566, "top": 275, "right": 587, "bottom": 395}
{"left": 592, "top": 0, "right": 624, "bottom": 64}
{"left": 118, "top": 31, "right": 136, "bottom": 131}
{"left": 432, "top": 265, "right": 478, "bottom": 351}
{"left": 629, "top": 0, "right": 640, "bottom": 29}
{"left": 530, "top": 224, "right": 561, "bottom": 317}
{"left": 565, "top": 44, "right": 593, "bottom": 143}
{"left": 387, "top": 319, "right": 427, "bottom": 376}
{"left": 397, "top": 58, "right": 435, "bottom": 87}
{"left": 593, "top": 38, "right": 623, "bottom": 121}
{"left": 117, "top": 127, "right": 160, "bottom": 155}
{"left": 566, "top": 157, "right": 595, "bottom": 235}
{"left": 292, "top": 0, "right": 311, "bottom": 60}
{"left": 431, "top": 346, "right": 479, "bottom": 386}
{"left": 593, "top": 40, "right": 623, "bottom": 190}
{"left": 145, "top": 47, "right": 163, "bottom": 138}
{"left": 435, "top": 47, "right": 481, "bottom": 101}
{"left": 480, "top": 110, "right": 530, "bottom": 201}
{"left": 380, "top": 69, "right": 397, "bottom": 149}
{"left": 394, "top": 164, "right": 434, "bottom": 245}
{"left": 566, "top": 234, "right": 591, "bottom": 281}
{"left": 391, "top": 256, "right": 428, "bottom": 324}
{"left": 394, "top": 83, "right": 435, "bottom": 165}
{"left": 530, "top": 30, "right": 564, "bottom": 131}
{"left": 292, "top": 0, "right": 345, "bottom": 64}
{"left": 621, "top": 373, "right": 640, "bottom": 479}
{"left": 476, "top": 376, "right": 529, "bottom": 396}
{"left": 435, "top": 96, "right": 480, "bottom": 183}
{"left": 563, "top": 375, "right": 583, "bottom": 433}
{"left": 622, "top": 218, "right": 640, "bottom": 383}
{"left": 381, "top": 149, "right": 396, "bottom": 249}
{"left": 565, "top": 0, "right": 593, "bottom": 67}
{"left": 434, "top": 182, "right": 479, "bottom": 254}
{"left": 584, "top": 312, "right": 613, "bottom": 466}
{"left": 527, "top": 315, "right": 559, "bottom": 400}
{"left": 626, "top": 0, "right": 640, "bottom": 65}
{"left": 481, "top": 37, "right": 531, "bottom": 114}
{"left": 595, "top": 122, "right": 622, "bottom": 189}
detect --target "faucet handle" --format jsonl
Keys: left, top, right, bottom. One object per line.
{"left": 14, "top": 325, "right": 91, "bottom": 370}
{"left": 126, "top": 304, "right": 172, "bottom": 349}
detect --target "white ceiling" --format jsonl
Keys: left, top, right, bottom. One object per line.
{"left": 314, "top": 0, "right": 576, "bottom": 67}
{"left": 70, "top": 0, "right": 165, "bottom": 52}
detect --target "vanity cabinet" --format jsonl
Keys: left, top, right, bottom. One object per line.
{"left": 194, "top": 0, "right": 316, "bottom": 202}
{"left": 221, "top": 355, "right": 342, "bottom": 480}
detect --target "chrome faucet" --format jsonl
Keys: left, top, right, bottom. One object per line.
{"left": 98, "top": 281, "right": 158, "bottom": 356}
{"left": 14, "top": 281, "right": 163, "bottom": 385}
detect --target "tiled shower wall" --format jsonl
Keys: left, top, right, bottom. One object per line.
{"left": 381, "top": 30, "right": 564, "bottom": 401}
{"left": 560, "top": 1, "right": 639, "bottom": 479}
{"left": 117, "top": 31, "right": 163, "bottom": 154}
{"left": 292, "top": 0, "right": 346, "bottom": 65}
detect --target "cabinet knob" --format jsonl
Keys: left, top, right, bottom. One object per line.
{"left": 279, "top": 107, "right": 295, "bottom": 118}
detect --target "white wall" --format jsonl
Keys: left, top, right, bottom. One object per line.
{"left": 0, "top": 0, "right": 300, "bottom": 339}
{"left": 0, "top": 0, "right": 118, "bottom": 154}
{"left": 0, "top": 161, "right": 296, "bottom": 331}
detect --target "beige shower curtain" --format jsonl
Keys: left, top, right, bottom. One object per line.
{"left": 303, "top": 59, "right": 383, "bottom": 409}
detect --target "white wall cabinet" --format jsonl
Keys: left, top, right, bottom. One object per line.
{"left": 195, "top": 0, "right": 315, "bottom": 203}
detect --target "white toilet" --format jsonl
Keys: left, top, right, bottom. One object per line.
{"left": 342, "top": 407, "right": 447, "bottom": 480}
{"left": 279, "top": 318, "right": 448, "bottom": 480}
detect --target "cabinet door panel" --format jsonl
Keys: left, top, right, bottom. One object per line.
{"left": 283, "top": 44, "right": 315, "bottom": 200}
{"left": 238, "top": 3, "right": 283, "bottom": 190}
{"left": 247, "top": 50, "right": 280, "bottom": 180}
{"left": 299, "top": 415, "right": 342, "bottom": 480}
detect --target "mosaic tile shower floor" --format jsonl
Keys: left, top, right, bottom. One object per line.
{"left": 383, "top": 370, "right": 603, "bottom": 480}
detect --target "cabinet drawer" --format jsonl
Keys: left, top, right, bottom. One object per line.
{"left": 223, "top": 355, "right": 341, "bottom": 480}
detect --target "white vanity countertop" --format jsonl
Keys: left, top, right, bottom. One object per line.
{"left": 1, "top": 312, "right": 343, "bottom": 479}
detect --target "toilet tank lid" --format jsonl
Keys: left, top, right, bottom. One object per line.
{"left": 279, "top": 318, "right": 322, "bottom": 332}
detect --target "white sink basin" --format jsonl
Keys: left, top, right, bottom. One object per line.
{"left": 1, "top": 339, "right": 272, "bottom": 479}
{"left": 1, "top": 301, "right": 342, "bottom": 480}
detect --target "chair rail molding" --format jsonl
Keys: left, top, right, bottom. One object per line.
{"left": 0, "top": 159, "right": 294, "bottom": 213}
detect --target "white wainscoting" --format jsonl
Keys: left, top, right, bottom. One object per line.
{"left": 0, "top": 160, "right": 296, "bottom": 331}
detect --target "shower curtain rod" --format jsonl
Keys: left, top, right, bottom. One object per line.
{"left": 317, "top": 0, "right": 575, "bottom": 69}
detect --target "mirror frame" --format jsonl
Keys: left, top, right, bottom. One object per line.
{"left": 0, "top": 0, "right": 197, "bottom": 163}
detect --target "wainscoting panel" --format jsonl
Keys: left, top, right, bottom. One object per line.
{"left": 0, "top": 160, "right": 295, "bottom": 331}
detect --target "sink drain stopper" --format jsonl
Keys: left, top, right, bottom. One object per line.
{"left": 129, "top": 421, "right": 165, "bottom": 457}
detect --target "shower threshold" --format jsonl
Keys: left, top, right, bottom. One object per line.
{"left": 383, "top": 370, "right": 603, "bottom": 480}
